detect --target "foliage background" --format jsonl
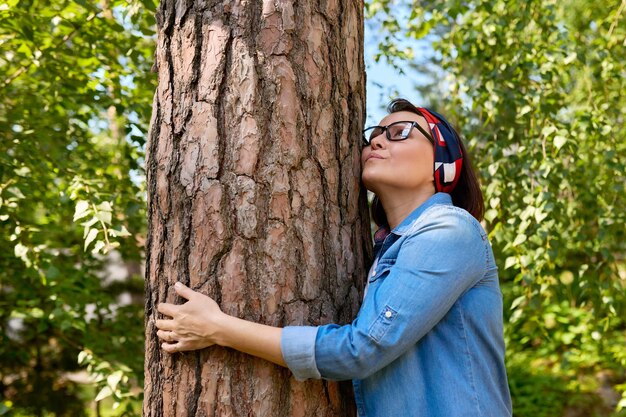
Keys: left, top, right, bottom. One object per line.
{"left": 1, "top": 0, "right": 624, "bottom": 416}
{"left": 1, "top": 0, "right": 155, "bottom": 415}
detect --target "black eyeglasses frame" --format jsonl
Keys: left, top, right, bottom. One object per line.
{"left": 362, "top": 120, "right": 434, "bottom": 146}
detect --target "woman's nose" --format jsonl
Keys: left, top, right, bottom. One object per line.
{"left": 369, "top": 132, "right": 386, "bottom": 149}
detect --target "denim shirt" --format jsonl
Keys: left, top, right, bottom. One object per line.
{"left": 281, "top": 193, "right": 512, "bottom": 417}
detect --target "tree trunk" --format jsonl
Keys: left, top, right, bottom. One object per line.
{"left": 144, "top": 1, "right": 369, "bottom": 416}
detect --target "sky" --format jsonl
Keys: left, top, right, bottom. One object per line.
{"left": 364, "top": 13, "right": 428, "bottom": 126}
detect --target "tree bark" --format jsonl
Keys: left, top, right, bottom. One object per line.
{"left": 144, "top": 1, "right": 369, "bottom": 416}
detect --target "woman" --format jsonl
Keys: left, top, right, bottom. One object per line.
{"left": 155, "top": 98, "right": 513, "bottom": 417}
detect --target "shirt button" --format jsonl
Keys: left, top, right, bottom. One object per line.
{"left": 372, "top": 270, "right": 376, "bottom": 275}
{"left": 385, "top": 310, "right": 392, "bottom": 318}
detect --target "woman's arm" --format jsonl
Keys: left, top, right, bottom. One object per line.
{"left": 288, "top": 208, "right": 488, "bottom": 381}
{"left": 156, "top": 208, "right": 486, "bottom": 382}
{"left": 155, "top": 282, "right": 287, "bottom": 368}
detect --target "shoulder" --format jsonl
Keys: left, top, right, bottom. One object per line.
{"left": 395, "top": 204, "right": 488, "bottom": 276}
{"left": 404, "top": 203, "right": 487, "bottom": 249}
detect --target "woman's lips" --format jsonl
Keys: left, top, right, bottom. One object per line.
{"left": 366, "top": 153, "right": 384, "bottom": 161}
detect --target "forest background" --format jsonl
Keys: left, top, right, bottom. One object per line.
{"left": 1, "top": 0, "right": 625, "bottom": 416}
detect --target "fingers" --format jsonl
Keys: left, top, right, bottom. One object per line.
{"left": 161, "top": 341, "right": 182, "bottom": 353}
{"left": 157, "top": 330, "right": 178, "bottom": 343}
{"left": 156, "top": 282, "right": 196, "bottom": 314}
{"left": 157, "top": 330, "right": 215, "bottom": 353}
{"left": 160, "top": 340, "right": 211, "bottom": 353}
{"left": 157, "top": 302, "right": 178, "bottom": 317}
{"left": 174, "top": 282, "right": 197, "bottom": 301}
{"left": 156, "top": 282, "right": 205, "bottom": 355}
{"left": 156, "top": 328, "right": 182, "bottom": 353}
{"left": 155, "top": 319, "right": 176, "bottom": 331}
{"left": 157, "top": 330, "right": 183, "bottom": 353}
{"left": 157, "top": 283, "right": 200, "bottom": 318}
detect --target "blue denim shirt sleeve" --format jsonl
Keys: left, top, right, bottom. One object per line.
{"left": 280, "top": 325, "right": 321, "bottom": 381}
{"left": 281, "top": 206, "right": 487, "bottom": 381}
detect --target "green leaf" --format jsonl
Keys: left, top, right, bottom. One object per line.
{"left": 97, "top": 201, "right": 112, "bottom": 212}
{"left": 510, "top": 296, "right": 526, "bottom": 311}
{"left": 617, "top": 396, "right": 626, "bottom": 411}
{"left": 504, "top": 256, "right": 518, "bottom": 269}
{"left": 14, "top": 167, "right": 31, "bottom": 177}
{"left": 77, "top": 351, "right": 89, "bottom": 365}
{"left": 534, "top": 210, "right": 548, "bottom": 223}
{"left": 105, "top": 241, "right": 120, "bottom": 252}
{"left": 107, "top": 371, "right": 123, "bottom": 390}
{"left": 541, "top": 125, "right": 557, "bottom": 137}
{"left": 82, "top": 216, "right": 99, "bottom": 228}
{"left": 109, "top": 225, "right": 131, "bottom": 237}
{"left": 484, "top": 208, "right": 498, "bottom": 222}
{"left": 512, "top": 234, "right": 527, "bottom": 246}
{"left": 84, "top": 228, "right": 98, "bottom": 251}
{"left": 95, "top": 386, "right": 113, "bottom": 402}
{"left": 95, "top": 210, "right": 112, "bottom": 225}
{"left": 92, "top": 240, "right": 106, "bottom": 254}
{"left": 553, "top": 135, "right": 567, "bottom": 151}
{"left": 14, "top": 243, "right": 30, "bottom": 266}
{"left": 518, "top": 105, "right": 532, "bottom": 117}
{"left": 7, "top": 187, "right": 25, "bottom": 199}
{"left": 563, "top": 52, "right": 577, "bottom": 65}
{"left": 73, "top": 200, "right": 91, "bottom": 221}
{"left": 0, "top": 401, "right": 11, "bottom": 415}
{"left": 94, "top": 201, "right": 113, "bottom": 224}
{"left": 29, "top": 308, "right": 44, "bottom": 319}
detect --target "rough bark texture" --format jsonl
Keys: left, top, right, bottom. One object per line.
{"left": 144, "top": 0, "right": 369, "bottom": 415}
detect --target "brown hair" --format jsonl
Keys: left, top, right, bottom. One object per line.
{"left": 370, "top": 98, "right": 485, "bottom": 224}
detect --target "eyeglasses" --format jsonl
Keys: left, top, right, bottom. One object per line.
{"left": 362, "top": 120, "right": 434, "bottom": 146}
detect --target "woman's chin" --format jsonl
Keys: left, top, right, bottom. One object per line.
{"left": 361, "top": 173, "right": 380, "bottom": 194}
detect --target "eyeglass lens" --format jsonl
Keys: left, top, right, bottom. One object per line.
{"left": 363, "top": 122, "right": 414, "bottom": 144}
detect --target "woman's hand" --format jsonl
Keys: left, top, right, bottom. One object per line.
{"left": 155, "top": 282, "right": 226, "bottom": 353}
{"left": 155, "top": 282, "right": 287, "bottom": 368}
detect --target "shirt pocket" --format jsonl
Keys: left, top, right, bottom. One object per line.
{"left": 368, "top": 259, "right": 395, "bottom": 284}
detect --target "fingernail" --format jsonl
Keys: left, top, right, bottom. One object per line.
{"left": 174, "top": 282, "right": 182, "bottom": 289}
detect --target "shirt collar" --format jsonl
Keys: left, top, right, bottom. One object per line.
{"left": 374, "top": 193, "right": 452, "bottom": 243}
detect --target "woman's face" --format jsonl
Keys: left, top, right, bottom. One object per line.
{"left": 361, "top": 111, "right": 434, "bottom": 195}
